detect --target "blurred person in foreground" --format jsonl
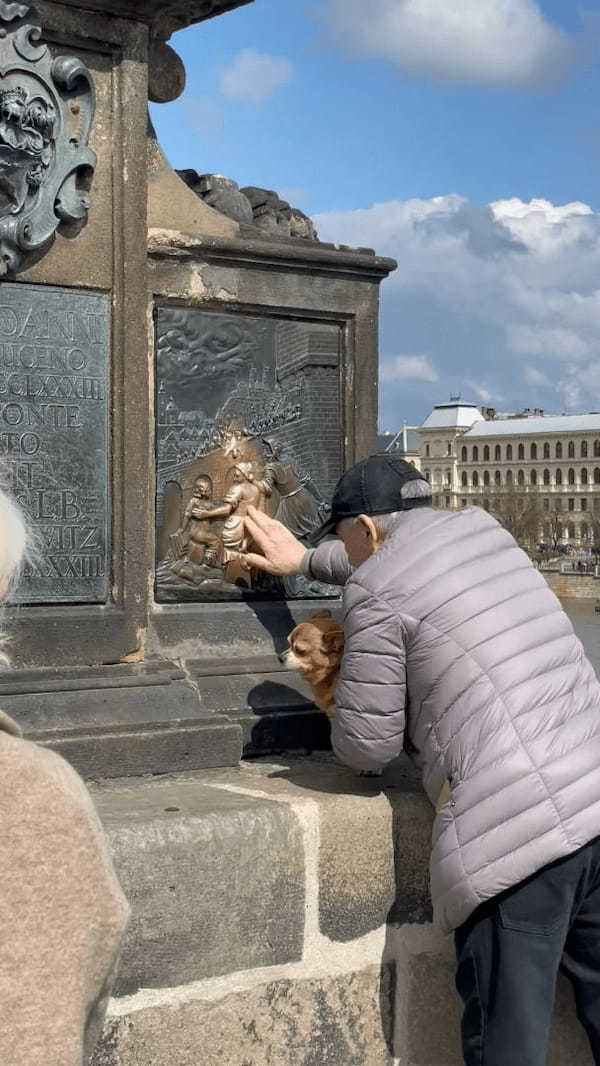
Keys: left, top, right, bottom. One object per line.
{"left": 0, "top": 486, "right": 128, "bottom": 1065}
{"left": 243, "top": 454, "right": 600, "bottom": 1066}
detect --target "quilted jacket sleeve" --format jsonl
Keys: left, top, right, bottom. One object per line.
{"left": 331, "top": 580, "right": 407, "bottom": 772}
{"left": 300, "top": 540, "right": 352, "bottom": 586}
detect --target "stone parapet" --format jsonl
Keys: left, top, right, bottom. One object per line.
{"left": 543, "top": 570, "right": 600, "bottom": 599}
{"left": 91, "top": 756, "right": 593, "bottom": 1066}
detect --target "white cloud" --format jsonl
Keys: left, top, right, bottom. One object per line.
{"left": 220, "top": 49, "right": 293, "bottom": 104}
{"left": 324, "top": 0, "right": 576, "bottom": 89}
{"left": 313, "top": 195, "right": 600, "bottom": 426}
{"left": 465, "top": 381, "right": 500, "bottom": 404}
{"left": 557, "top": 370, "right": 583, "bottom": 410}
{"left": 523, "top": 365, "right": 552, "bottom": 387}
{"left": 381, "top": 354, "right": 439, "bottom": 382}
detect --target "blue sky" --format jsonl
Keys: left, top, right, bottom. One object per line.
{"left": 152, "top": 0, "right": 600, "bottom": 429}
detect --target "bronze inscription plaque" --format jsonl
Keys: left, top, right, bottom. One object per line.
{"left": 2, "top": 284, "right": 110, "bottom": 604}
{"left": 155, "top": 308, "right": 342, "bottom": 601}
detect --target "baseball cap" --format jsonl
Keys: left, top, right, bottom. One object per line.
{"left": 310, "top": 454, "right": 431, "bottom": 543}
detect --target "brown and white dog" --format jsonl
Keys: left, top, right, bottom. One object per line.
{"left": 280, "top": 610, "right": 344, "bottom": 719}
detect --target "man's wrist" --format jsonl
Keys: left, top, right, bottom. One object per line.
{"left": 299, "top": 548, "right": 314, "bottom": 579}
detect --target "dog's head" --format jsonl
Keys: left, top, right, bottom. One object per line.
{"left": 281, "top": 610, "right": 344, "bottom": 681}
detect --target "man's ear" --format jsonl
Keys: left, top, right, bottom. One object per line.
{"left": 357, "top": 514, "right": 383, "bottom": 550}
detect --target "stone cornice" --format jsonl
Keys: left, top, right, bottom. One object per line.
{"left": 148, "top": 229, "right": 398, "bottom": 282}
{"left": 48, "top": 0, "right": 254, "bottom": 39}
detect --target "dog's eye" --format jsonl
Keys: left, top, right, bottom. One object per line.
{"left": 294, "top": 644, "right": 308, "bottom": 655}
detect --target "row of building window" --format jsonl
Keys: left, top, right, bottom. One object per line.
{"left": 453, "top": 440, "right": 600, "bottom": 462}
{"left": 425, "top": 468, "right": 600, "bottom": 487}
{"left": 465, "top": 468, "right": 600, "bottom": 487}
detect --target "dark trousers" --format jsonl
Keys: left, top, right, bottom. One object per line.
{"left": 454, "top": 836, "right": 600, "bottom": 1066}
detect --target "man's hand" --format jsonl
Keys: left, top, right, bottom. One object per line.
{"left": 242, "top": 506, "right": 307, "bottom": 575}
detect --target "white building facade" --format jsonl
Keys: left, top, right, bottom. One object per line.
{"left": 418, "top": 403, "right": 600, "bottom": 547}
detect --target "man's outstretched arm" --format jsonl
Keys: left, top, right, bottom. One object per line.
{"left": 242, "top": 507, "right": 351, "bottom": 586}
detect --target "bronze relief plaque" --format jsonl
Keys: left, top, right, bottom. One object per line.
{"left": 155, "top": 307, "right": 343, "bottom": 602}
{"left": 3, "top": 283, "right": 109, "bottom": 603}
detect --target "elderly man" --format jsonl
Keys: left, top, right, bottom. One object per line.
{"left": 243, "top": 454, "right": 600, "bottom": 1066}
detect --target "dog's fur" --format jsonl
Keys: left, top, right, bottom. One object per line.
{"left": 281, "top": 611, "right": 344, "bottom": 719}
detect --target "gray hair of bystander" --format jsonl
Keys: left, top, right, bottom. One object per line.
{"left": 351, "top": 477, "right": 432, "bottom": 540}
{"left": 0, "top": 479, "right": 32, "bottom": 662}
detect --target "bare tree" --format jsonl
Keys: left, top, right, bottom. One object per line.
{"left": 590, "top": 516, "right": 600, "bottom": 555}
{"left": 544, "top": 508, "right": 565, "bottom": 552}
{"left": 473, "top": 484, "right": 542, "bottom": 548}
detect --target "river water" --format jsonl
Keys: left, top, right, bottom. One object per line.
{"left": 563, "top": 599, "right": 600, "bottom": 675}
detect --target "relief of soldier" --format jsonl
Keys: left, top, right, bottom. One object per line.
{"left": 155, "top": 427, "right": 331, "bottom": 600}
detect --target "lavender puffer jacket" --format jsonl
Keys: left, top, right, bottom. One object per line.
{"left": 302, "top": 506, "right": 600, "bottom": 933}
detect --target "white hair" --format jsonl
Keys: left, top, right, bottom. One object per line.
{"left": 0, "top": 482, "right": 32, "bottom": 664}
{"left": 0, "top": 490, "right": 29, "bottom": 590}
{"left": 352, "top": 479, "right": 432, "bottom": 541}
{"left": 401, "top": 478, "right": 432, "bottom": 501}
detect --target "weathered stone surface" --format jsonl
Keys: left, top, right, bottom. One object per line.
{"left": 319, "top": 778, "right": 433, "bottom": 940}
{"left": 148, "top": 41, "right": 186, "bottom": 103}
{"left": 406, "top": 953, "right": 462, "bottom": 1065}
{"left": 319, "top": 791, "right": 396, "bottom": 941}
{"left": 388, "top": 792, "right": 434, "bottom": 926}
{"left": 405, "top": 952, "right": 595, "bottom": 1066}
{"left": 86, "top": 758, "right": 595, "bottom": 1065}
{"left": 548, "top": 975, "right": 594, "bottom": 1066}
{"left": 198, "top": 753, "right": 426, "bottom": 941}
{"left": 178, "top": 172, "right": 254, "bottom": 224}
{"left": 39, "top": 716, "right": 242, "bottom": 779}
{"left": 95, "top": 778, "right": 305, "bottom": 992}
{"left": 0, "top": 661, "right": 242, "bottom": 777}
{"left": 52, "top": 0, "right": 254, "bottom": 38}
{"left": 148, "top": 132, "right": 238, "bottom": 239}
{"left": 178, "top": 175, "right": 319, "bottom": 240}
{"left": 93, "top": 966, "right": 395, "bottom": 1066}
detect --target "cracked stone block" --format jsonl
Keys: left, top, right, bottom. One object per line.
{"left": 93, "top": 965, "right": 395, "bottom": 1066}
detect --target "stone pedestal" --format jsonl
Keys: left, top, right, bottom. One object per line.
{"left": 0, "top": 0, "right": 396, "bottom": 778}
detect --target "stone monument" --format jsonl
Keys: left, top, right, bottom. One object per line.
{"left": 0, "top": 0, "right": 396, "bottom": 779}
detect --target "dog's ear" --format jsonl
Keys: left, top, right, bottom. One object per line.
{"left": 323, "top": 629, "right": 344, "bottom": 654}
{"left": 310, "top": 610, "right": 332, "bottom": 620}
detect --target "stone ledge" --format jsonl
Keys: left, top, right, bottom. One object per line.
{"left": 91, "top": 757, "right": 426, "bottom": 994}
{"left": 97, "top": 776, "right": 306, "bottom": 994}
{"left": 147, "top": 229, "right": 398, "bottom": 280}
{"left": 90, "top": 756, "right": 594, "bottom": 1066}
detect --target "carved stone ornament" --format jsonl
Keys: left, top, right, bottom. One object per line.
{"left": 0, "top": 2, "right": 96, "bottom": 274}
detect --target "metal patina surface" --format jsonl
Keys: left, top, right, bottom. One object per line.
{"left": 0, "top": 2, "right": 97, "bottom": 275}
{"left": 155, "top": 307, "right": 342, "bottom": 602}
{"left": 1, "top": 283, "right": 110, "bottom": 604}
